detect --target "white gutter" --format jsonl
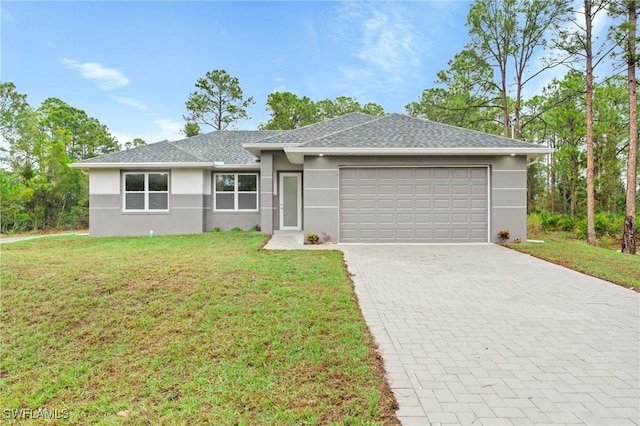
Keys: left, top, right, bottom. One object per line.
{"left": 69, "top": 161, "right": 261, "bottom": 171}
{"left": 284, "top": 147, "right": 555, "bottom": 164}
{"left": 69, "top": 162, "right": 214, "bottom": 169}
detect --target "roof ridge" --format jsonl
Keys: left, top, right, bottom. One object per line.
{"left": 167, "top": 140, "right": 208, "bottom": 162}
{"left": 410, "top": 114, "right": 540, "bottom": 146}
{"left": 298, "top": 113, "right": 386, "bottom": 147}
{"left": 254, "top": 112, "right": 375, "bottom": 144}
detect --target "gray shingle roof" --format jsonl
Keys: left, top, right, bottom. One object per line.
{"left": 76, "top": 130, "right": 282, "bottom": 165}
{"left": 253, "top": 112, "right": 376, "bottom": 144}
{"left": 298, "top": 114, "right": 539, "bottom": 149}
{"left": 75, "top": 113, "right": 547, "bottom": 167}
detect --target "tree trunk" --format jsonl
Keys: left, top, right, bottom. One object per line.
{"left": 500, "top": 67, "right": 510, "bottom": 138}
{"left": 622, "top": 0, "right": 638, "bottom": 255}
{"left": 550, "top": 135, "right": 556, "bottom": 213}
{"left": 570, "top": 122, "right": 578, "bottom": 218}
{"left": 585, "top": 0, "right": 597, "bottom": 246}
{"left": 514, "top": 84, "right": 522, "bottom": 140}
{"left": 562, "top": 173, "right": 568, "bottom": 215}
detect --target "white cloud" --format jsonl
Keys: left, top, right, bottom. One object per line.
{"left": 112, "top": 96, "right": 148, "bottom": 110}
{"left": 110, "top": 131, "right": 136, "bottom": 149}
{"left": 330, "top": 2, "right": 422, "bottom": 93}
{"left": 62, "top": 58, "right": 130, "bottom": 90}
{"left": 153, "top": 118, "right": 183, "bottom": 140}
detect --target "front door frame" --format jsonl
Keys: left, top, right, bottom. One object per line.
{"left": 279, "top": 172, "right": 302, "bottom": 230}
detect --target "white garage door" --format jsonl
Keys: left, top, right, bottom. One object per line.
{"left": 340, "top": 167, "right": 488, "bottom": 243}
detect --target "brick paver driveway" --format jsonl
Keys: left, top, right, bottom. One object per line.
{"left": 342, "top": 244, "right": 639, "bottom": 426}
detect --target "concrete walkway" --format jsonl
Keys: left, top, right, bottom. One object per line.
{"left": 0, "top": 232, "right": 87, "bottom": 245}
{"left": 265, "top": 236, "right": 639, "bottom": 425}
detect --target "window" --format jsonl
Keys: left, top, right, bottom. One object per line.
{"left": 124, "top": 172, "right": 169, "bottom": 211}
{"left": 214, "top": 173, "right": 258, "bottom": 211}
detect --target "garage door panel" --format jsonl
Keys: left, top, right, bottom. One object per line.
{"left": 434, "top": 185, "right": 450, "bottom": 194}
{"left": 434, "top": 199, "right": 450, "bottom": 208}
{"left": 378, "top": 185, "right": 394, "bottom": 194}
{"left": 471, "top": 199, "right": 487, "bottom": 208}
{"left": 452, "top": 168, "right": 470, "bottom": 179}
{"left": 433, "top": 169, "right": 451, "bottom": 179}
{"left": 471, "top": 228, "right": 487, "bottom": 238}
{"left": 472, "top": 184, "right": 487, "bottom": 195}
{"left": 415, "top": 228, "right": 433, "bottom": 238}
{"left": 415, "top": 185, "right": 432, "bottom": 195}
{"left": 452, "top": 199, "right": 469, "bottom": 208}
{"left": 453, "top": 185, "right": 470, "bottom": 195}
{"left": 359, "top": 199, "right": 376, "bottom": 209}
{"left": 397, "top": 213, "right": 413, "bottom": 223}
{"left": 340, "top": 168, "right": 488, "bottom": 243}
{"left": 378, "top": 199, "right": 394, "bottom": 209}
{"left": 378, "top": 213, "right": 394, "bottom": 223}
{"left": 414, "top": 168, "right": 433, "bottom": 178}
{"left": 452, "top": 213, "right": 469, "bottom": 223}
{"left": 415, "top": 213, "right": 431, "bottom": 223}
{"left": 396, "top": 199, "right": 413, "bottom": 209}
{"left": 471, "top": 213, "right": 488, "bottom": 223}
{"left": 415, "top": 199, "right": 431, "bottom": 209}
{"left": 471, "top": 168, "right": 486, "bottom": 178}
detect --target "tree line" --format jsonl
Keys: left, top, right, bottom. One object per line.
{"left": 1, "top": 0, "right": 637, "bottom": 254}
{"left": 403, "top": 0, "right": 637, "bottom": 254}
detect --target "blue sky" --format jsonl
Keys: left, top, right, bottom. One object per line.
{"left": 1, "top": 1, "right": 475, "bottom": 145}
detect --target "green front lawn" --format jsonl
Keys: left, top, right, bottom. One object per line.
{"left": 0, "top": 232, "right": 398, "bottom": 424}
{"left": 509, "top": 238, "right": 640, "bottom": 291}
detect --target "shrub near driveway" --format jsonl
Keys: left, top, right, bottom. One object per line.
{"left": 0, "top": 232, "right": 398, "bottom": 424}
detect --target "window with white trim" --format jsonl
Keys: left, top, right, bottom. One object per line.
{"left": 214, "top": 173, "right": 258, "bottom": 211}
{"left": 123, "top": 172, "right": 169, "bottom": 211}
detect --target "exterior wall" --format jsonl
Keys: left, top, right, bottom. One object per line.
{"left": 302, "top": 155, "right": 529, "bottom": 243}
{"left": 490, "top": 155, "right": 528, "bottom": 243}
{"left": 260, "top": 152, "right": 303, "bottom": 232}
{"left": 260, "top": 152, "right": 275, "bottom": 233}
{"left": 87, "top": 155, "right": 528, "bottom": 241}
{"left": 89, "top": 168, "right": 207, "bottom": 236}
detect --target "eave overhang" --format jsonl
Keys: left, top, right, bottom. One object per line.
{"left": 242, "top": 143, "right": 300, "bottom": 156}
{"left": 69, "top": 162, "right": 261, "bottom": 171}
{"left": 283, "top": 147, "right": 555, "bottom": 164}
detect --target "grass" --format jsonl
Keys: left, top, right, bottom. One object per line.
{"left": 509, "top": 236, "right": 640, "bottom": 291}
{"left": 0, "top": 232, "right": 398, "bottom": 425}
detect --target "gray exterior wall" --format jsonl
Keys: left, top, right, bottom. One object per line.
{"left": 259, "top": 151, "right": 303, "bottom": 233}
{"left": 89, "top": 168, "right": 261, "bottom": 236}
{"left": 88, "top": 155, "right": 528, "bottom": 242}
{"left": 89, "top": 194, "right": 205, "bottom": 236}
{"left": 302, "top": 155, "right": 528, "bottom": 243}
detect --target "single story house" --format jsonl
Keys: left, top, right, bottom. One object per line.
{"left": 71, "top": 113, "right": 552, "bottom": 243}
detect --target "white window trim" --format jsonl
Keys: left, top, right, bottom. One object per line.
{"left": 213, "top": 173, "right": 259, "bottom": 212}
{"left": 123, "top": 171, "right": 170, "bottom": 212}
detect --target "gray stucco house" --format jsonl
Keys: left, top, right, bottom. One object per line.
{"left": 71, "top": 113, "right": 552, "bottom": 243}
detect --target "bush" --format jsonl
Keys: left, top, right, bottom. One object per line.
{"left": 497, "top": 229, "right": 510, "bottom": 242}
{"left": 539, "top": 211, "right": 561, "bottom": 231}
{"left": 527, "top": 213, "right": 543, "bottom": 237}
{"left": 305, "top": 233, "right": 320, "bottom": 244}
{"left": 249, "top": 224, "right": 261, "bottom": 232}
{"left": 557, "top": 216, "right": 575, "bottom": 232}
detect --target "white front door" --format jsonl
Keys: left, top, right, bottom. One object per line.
{"left": 279, "top": 172, "right": 301, "bottom": 230}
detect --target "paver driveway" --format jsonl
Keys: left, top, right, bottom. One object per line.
{"left": 341, "top": 244, "right": 639, "bottom": 426}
